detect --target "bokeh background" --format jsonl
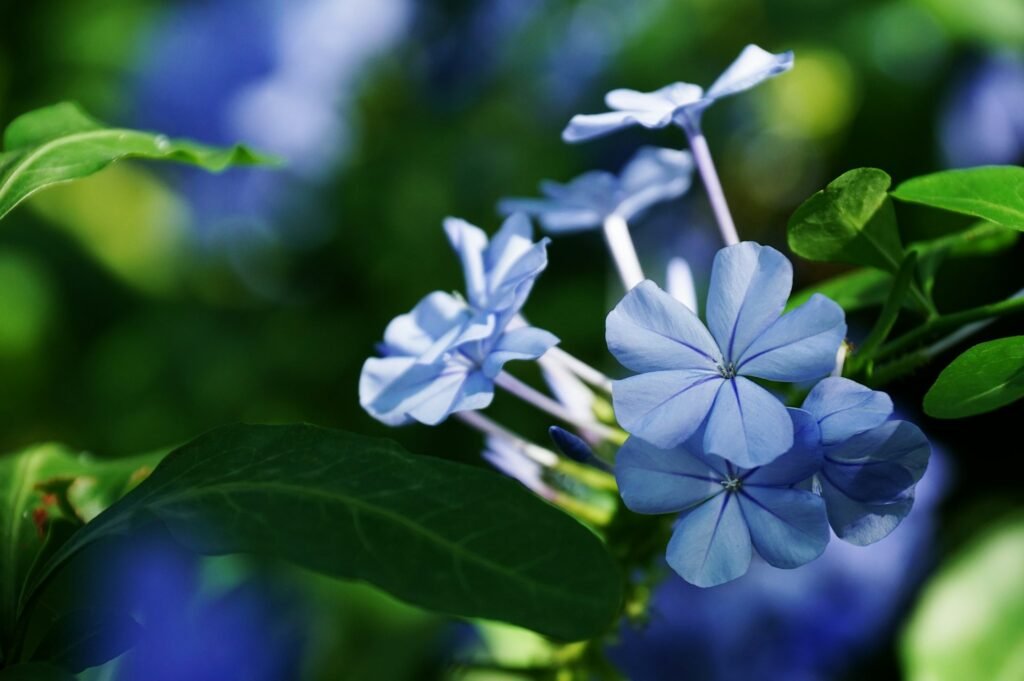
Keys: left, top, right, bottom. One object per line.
{"left": 1, "top": 0, "right": 1022, "bottom": 679}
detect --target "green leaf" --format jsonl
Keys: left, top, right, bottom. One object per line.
{"left": 853, "top": 251, "right": 917, "bottom": 367}
{"left": 924, "top": 336, "right": 1024, "bottom": 418}
{"left": 902, "top": 515, "right": 1024, "bottom": 681}
{"left": 28, "top": 609, "right": 141, "bottom": 673}
{"left": 788, "top": 168, "right": 905, "bottom": 272}
{"left": 0, "top": 102, "right": 277, "bottom": 221}
{"left": 0, "top": 663, "right": 76, "bottom": 681}
{"left": 891, "top": 166, "right": 1024, "bottom": 231}
{"left": 23, "top": 424, "right": 622, "bottom": 641}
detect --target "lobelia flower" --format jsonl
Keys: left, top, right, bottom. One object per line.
{"left": 615, "top": 409, "right": 830, "bottom": 587}
{"left": 497, "top": 146, "right": 694, "bottom": 233}
{"left": 359, "top": 214, "right": 559, "bottom": 426}
{"left": 562, "top": 44, "right": 793, "bottom": 142}
{"left": 606, "top": 241, "right": 846, "bottom": 467}
{"left": 800, "top": 377, "right": 931, "bottom": 545}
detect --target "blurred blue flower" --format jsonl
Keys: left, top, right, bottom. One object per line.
{"left": 360, "top": 215, "right": 558, "bottom": 426}
{"left": 801, "top": 378, "right": 930, "bottom": 545}
{"left": 562, "top": 44, "right": 793, "bottom": 142}
{"left": 606, "top": 242, "right": 845, "bottom": 466}
{"left": 616, "top": 409, "right": 829, "bottom": 587}
{"left": 498, "top": 147, "right": 693, "bottom": 233}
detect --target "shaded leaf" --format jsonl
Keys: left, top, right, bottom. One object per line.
{"left": 28, "top": 609, "right": 141, "bottom": 673}
{"left": 892, "top": 166, "right": 1024, "bottom": 231}
{"left": 924, "top": 336, "right": 1024, "bottom": 418}
{"left": 0, "top": 663, "right": 76, "bottom": 681}
{"left": 23, "top": 424, "right": 622, "bottom": 641}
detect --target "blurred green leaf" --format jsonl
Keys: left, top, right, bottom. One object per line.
{"left": 0, "top": 102, "right": 277, "bottom": 221}
{"left": 788, "top": 168, "right": 905, "bottom": 272}
{"left": 902, "top": 515, "right": 1024, "bottom": 681}
{"left": 891, "top": 166, "right": 1024, "bottom": 231}
{"left": 27, "top": 609, "right": 141, "bottom": 673}
{"left": 24, "top": 424, "right": 623, "bottom": 641}
{"left": 0, "top": 663, "right": 76, "bottom": 681}
{"left": 924, "top": 336, "right": 1024, "bottom": 418}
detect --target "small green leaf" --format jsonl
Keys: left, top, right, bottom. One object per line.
{"left": 23, "top": 424, "right": 622, "bottom": 641}
{"left": 0, "top": 102, "right": 277, "bottom": 221}
{"left": 788, "top": 168, "right": 905, "bottom": 272}
{"left": 0, "top": 663, "right": 76, "bottom": 681}
{"left": 924, "top": 336, "right": 1024, "bottom": 418}
{"left": 892, "top": 166, "right": 1024, "bottom": 231}
{"left": 902, "top": 515, "right": 1024, "bottom": 681}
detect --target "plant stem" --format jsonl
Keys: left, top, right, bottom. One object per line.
{"left": 455, "top": 411, "right": 558, "bottom": 466}
{"left": 602, "top": 213, "right": 645, "bottom": 291}
{"left": 495, "top": 372, "right": 619, "bottom": 441}
{"left": 544, "top": 347, "right": 614, "bottom": 394}
{"left": 685, "top": 130, "right": 740, "bottom": 246}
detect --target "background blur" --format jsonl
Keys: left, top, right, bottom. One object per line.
{"left": 1, "top": 0, "right": 1022, "bottom": 679}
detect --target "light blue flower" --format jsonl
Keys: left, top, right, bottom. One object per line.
{"left": 360, "top": 215, "right": 558, "bottom": 426}
{"left": 563, "top": 44, "right": 793, "bottom": 142}
{"left": 497, "top": 147, "right": 694, "bottom": 233}
{"left": 616, "top": 409, "right": 829, "bottom": 587}
{"left": 606, "top": 242, "right": 846, "bottom": 467}
{"left": 801, "top": 378, "right": 931, "bottom": 545}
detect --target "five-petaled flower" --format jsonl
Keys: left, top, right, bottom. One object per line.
{"left": 616, "top": 409, "right": 830, "bottom": 587}
{"left": 801, "top": 377, "right": 931, "bottom": 545}
{"left": 360, "top": 214, "right": 559, "bottom": 426}
{"left": 498, "top": 146, "right": 694, "bottom": 233}
{"left": 606, "top": 241, "right": 846, "bottom": 467}
{"left": 562, "top": 44, "right": 793, "bottom": 142}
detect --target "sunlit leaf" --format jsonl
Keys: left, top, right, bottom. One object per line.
{"left": 892, "top": 166, "right": 1024, "bottom": 231}
{"left": 924, "top": 336, "right": 1024, "bottom": 418}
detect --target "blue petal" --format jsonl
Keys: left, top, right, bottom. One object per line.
{"left": 404, "top": 366, "right": 494, "bottom": 426}
{"left": 704, "top": 45, "right": 795, "bottom": 102}
{"left": 605, "top": 88, "right": 679, "bottom": 112}
{"left": 612, "top": 370, "right": 721, "bottom": 449}
{"left": 382, "top": 291, "right": 471, "bottom": 356}
{"left": 615, "top": 147, "right": 694, "bottom": 220}
{"left": 706, "top": 242, "right": 792, "bottom": 363}
{"left": 822, "top": 420, "right": 930, "bottom": 502}
{"left": 666, "top": 494, "right": 751, "bottom": 587}
{"left": 484, "top": 213, "right": 550, "bottom": 314}
{"left": 703, "top": 377, "right": 793, "bottom": 468}
{"left": 645, "top": 82, "right": 705, "bottom": 108}
{"left": 497, "top": 198, "right": 603, "bottom": 233}
{"left": 819, "top": 478, "right": 914, "bottom": 546}
{"left": 743, "top": 408, "right": 823, "bottom": 486}
{"left": 562, "top": 110, "right": 674, "bottom": 143}
{"left": 481, "top": 326, "right": 559, "bottom": 378}
{"left": 737, "top": 486, "right": 829, "bottom": 568}
{"left": 736, "top": 294, "right": 846, "bottom": 382}
{"left": 606, "top": 280, "right": 720, "bottom": 373}
{"left": 358, "top": 356, "right": 419, "bottom": 426}
{"left": 801, "top": 377, "right": 893, "bottom": 445}
{"left": 443, "top": 217, "right": 489, "bottom": 310}
{"left": 614, "top": 436, "right": 724, "bottom": 514}
{"left": 360, "top": 358, "right": 484, "bottom": 426}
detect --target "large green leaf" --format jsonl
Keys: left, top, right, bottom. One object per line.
{"left": 788, "top": 168, "right": 905, "bottom": 272}
{"left": 891, "top": 166, "right": 1024, "bottom": 231}
{"left": 0, "top": 102, "right": 276, "bottom": 221}
{"left": 23, "top": 424, "right": 622, "bottom": 641}
{"left": 924, "top": 336, "right": 1024, "bottom": 418}
{"left": 902, "top": 515, "right": 1024, "bottom": 681}
{"left": 0, "top": 446, "right": 156, "bottom": 650}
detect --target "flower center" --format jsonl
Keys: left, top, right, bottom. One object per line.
{"left": 717, "top": 361, "right": 737, "bottom": 379}
{"left": 721, "top": 477, "right": 742, "bottom": 492}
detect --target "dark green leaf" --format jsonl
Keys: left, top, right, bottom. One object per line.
{"left": 788, "top": 168, "right": 905, "bottom": 272}
{"left": 0, "top": 663, "right": 75, "bottom": 681}
{"left": 924, "top": 336, "right": 1024, "bottom": 418}
{"left": 891, "top": 166, "right": 1024, "bottom": 231}
{"left": 23, "top": 424, "right": 622, "bottom": 641}
{"left": 0, "top": 102, "right": 277, "bottom": 221}
{"left": 789, "top": 268, "right": 893, "bottom": 313}
{"left": 28, "top": 609, "right": 141, "bottom": 673}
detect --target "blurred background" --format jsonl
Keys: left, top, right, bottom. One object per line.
{"left": 1, "top": 0, "right": 1022, "bottom": 679}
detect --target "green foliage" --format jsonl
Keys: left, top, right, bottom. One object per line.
{"left": 891, "top": 166, "right": 1024, "bottom": 232}
{"left": 0, "top": 663, "right": 75, "bottom": 681}
{"left": 902, "top": 515, "right": 1024, "bottom": 681}
{"left": 924, "top": 336, "right": 1024, "bottom": 418}
{"left": 21, "top": 424, "right": 623, "bottom": 644}
{"left": 787, "top": 168, "right": 905, "bottom": 272}
{"left": 0, "top": 102, "right": 276, "bottom": 221}
{"left": 27, "top": 609, "right": 141, "bottom": 673}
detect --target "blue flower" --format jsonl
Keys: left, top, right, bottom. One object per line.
{"left": 497, "top": 147, "right": 694, "bottom": 233}
{"left": 606, "top": 242, "right": 846, "bottom": 466}
{"left": 801, "top": 378, "right": 931, "bottom": 545}
{"left": 615, "top": 409, "right": 829, "bottom": 587}
{"left": 563, "top": 44, "right": 793, "bottom": 142}
{"left": 360, "top": 214, "right": 558, "bottom": 426}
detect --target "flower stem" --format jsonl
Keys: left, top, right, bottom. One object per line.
{"left": 602, "top": 213, "right": 645, "bottom": 291}
{"left": 685, "top": 130, "right": 740, "bottom": 246}
{"left": 455, "top": 411, "right": 557, "bottom": 466}
{"left": 544, "top": 347, "right": 614, "bottom": 394}
{"left": 495, "top": 372, "right": 619, "bottom": 441}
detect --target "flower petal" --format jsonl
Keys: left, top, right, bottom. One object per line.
{"left": 615, "top": 147, "right": 695, "bottom": 220}
{"left": 360, "top": 358, "right": 477, "bottom": 426}
{"left": 737, "top": 293, "right": 846, "bottom": 382}
{"left": 484, "top": 213, "right": 550, "bottom": 314}
{"left": 615, "top": 437, "right": 724, "bottom": 514}
{"left": 382, "top": 291, "right": 471, "bottom": 357}
{"left": 666, "top": 494, "right": 752, "bottom": 587}
{"left": 404, "top": 366, "right": 493, "bottom": 426}
{"left": 743, "top": 408, "right": 823, "bottom": 486}
{"left": 562, "top": 110, "right": 674, "bottom": 143}
{"left": 612, "top": 370, "right": 721, "bottom": 449}
{"left": 606, "top": 280, "right": 720, "bottom": 373}
{"left": 819, "top": 477, "right": 914, "bottom": 546}
{"left": 703, "top": 377, "right": 793, "bottom": 468}
{"left": 443, "top": 217, "right": 489, "bottom": 309}
{"left": 358, "top": 356, "right": 419, "bottom": 426}
{"left": 801, "top": 377, "right": 893, "bottom": 445}
{"left": 497, "top": 198, "right": 603, "bottom": 233}
{"left": 605, "top": 88, "right": 676, "bottom": 112}
{"left": 737, "top": 486, "right": 829, "bottom": 568}
{"left": 706, "top": 242, "right": 792, "bottom": 363}
{"left": 481, "top": 326, "right": 559, "bottom": 378}
{"left": 822, "top": 420, "right": 930, "bottom": 502}
{"left": 704, "top": 44, "right": 795, "bottom": 103}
